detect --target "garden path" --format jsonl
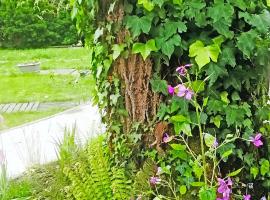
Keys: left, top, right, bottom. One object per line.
{"left": 0, "top": 100, "right": 91, "bottom": 113}
{"left": 0, "top": 103, "right": 104, "bottom": 178}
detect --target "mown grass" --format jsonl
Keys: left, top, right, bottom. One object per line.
{"left": 0, "top": 108, "right": 66, "bottom": 131}
{"left": 0, "top": 47, "right": 90, "bottom": 75}
{"left": 0, "top": 74, "right": 94, "bottom": 103}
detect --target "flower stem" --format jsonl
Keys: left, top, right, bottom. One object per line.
{"left": 195, "top": 103, "right": 208, "bottom": 185}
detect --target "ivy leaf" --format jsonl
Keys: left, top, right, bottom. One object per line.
{"left": 207, "top": 3, "right": 234, "bottom": 23}
{"left": 205, "top": 63, "right": 228, "bottom": 86}
{"left": 158, "top": 34, "right": 181, "bottom": 58}
{"left": 152, "top": 0, "right": 165, "bottom": 7}
{"left": 240, "top": 10, "right": 270, "bottom": 34}
{"left": 213, "top": 20, "right": 234, "bottom": 39}
{"left": 225, "top": 105, "right": 246, "bottom": 126}
{"left": 132, "top": 39, "right": 158, "bottom": 60}
{"left": 173, "top": 0, "right": 182, "bottom": 5}
{"left": 250, "top": 167, "right": 259, "bottom": 179}
{"left": 138, "top": 0, "right": 155, "bottom": 11}
{"left": 236, "top": 30, "right": 257, "bottom": 58}
{"left": 125, "top": 15, "right": 153, "bottom": 38}
{"left": 112, "top": 44, "right": 126, "bottom": 60}
{"left": 150, "top": 79, "right": 168, "bottom": 95}
{"left": 211, "top": 115, "right": 222, "bottom": 128}
{"left": 219, "top": 46, "right": 236, "bottom": 67}
{"left": 189, "top": 40, "right": 222, "bottom": 70}
{"left": 220, "top": 91, "right": 230, "bottom": 104}
{"left": 228, "top": 0, "right": 247, "bottom": 11}
{"left": 163, "top": 21, "right": 187, "bottom": 40}
{"left": 260, "top": 159, "right": 270, "bottom": 176}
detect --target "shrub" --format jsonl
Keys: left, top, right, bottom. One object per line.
{"left": 0, "top": 0, "right": 78, "bottom": 48}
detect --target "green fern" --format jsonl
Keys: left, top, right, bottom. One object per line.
{"left": 60, "top": 135, "right": 133, "bottom": 200}
{"left": 133, "top": 159, "right": 156, "bottom": 199}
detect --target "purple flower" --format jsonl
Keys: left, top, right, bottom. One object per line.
{"left": 217, "top": 178, "right": 232, "bottom": 200}
{"left": 250, "top": 133, "right": 263, "bottom": 147}
{"left": 176, "top": 66, "right": 187, "bottom": 76}
{"left": 168, "top": 85, "right": 175, "bottom": 95}
{"left": 213, "top": 139, "right": 219, "bottom": 148}
{"left": 260, "top": 196, "right": 266, "bottom": 200}
{"left": 162, "top": 133, "right": 174, "bottom": 143}
{"left": 176, "top": 84, "right": 194, "bottom": 100}
{"left": 243, "top": 194, "right": 251, "bottom": 200}
{"left": 176, "top": 64, "right": 193, "bottom": 76}
{"left": 150, "top": 176, "right": 161, "bottom": 185}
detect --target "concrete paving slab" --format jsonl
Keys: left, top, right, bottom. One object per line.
{"left": 0, "top": 103, "right": 104, "bottom": 178}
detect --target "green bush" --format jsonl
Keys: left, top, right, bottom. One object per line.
{"left": 0, "top": 0, "right": 78, "bottom": 48}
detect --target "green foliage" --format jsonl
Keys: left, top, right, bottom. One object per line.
{"left": 61, "top": 135, "right": 133, "bottom": 200}
{"left": 71, "top": 0, "right": 270, "bottom": 199}
{"left": 0, "top": 0, "right": 78, "bottom": 48}
{"left": 133, "top": 159, "right": 156, "bottom": 199}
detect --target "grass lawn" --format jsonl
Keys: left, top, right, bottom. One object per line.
{"left": 0, "top": 47, "right": 90, "bottom": 75}
{"left": 0, "top": 47, "right": 94, "bottom": 129}
{"left": 0, "top": 108, "right": 66, "bottom": 131}
{"left": 0, "top": 74, "right": 94, "bottom": 103}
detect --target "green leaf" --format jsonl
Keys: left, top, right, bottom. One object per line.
{"left": 180, "top": 185, "right": 187, "bottom": 195}
{"left": 205, "top": 63, "right": 228, "bottom": 86}
{"left": 191, "top": 182, "right": 205, "bottom": 187}
{"left": 204, "top": 133, "right": 216, "bottom": 148}
{"left": 193, "top": 163, "right": 203, "bottom": 179}
{"left": 171, "top": 144, "right": 186, "bottom": 151}
{"left": 207, "top": 3, "right": 234, "bottom": 23}
{"left": 173, "top": 0, "right": 182, "bottom": 5}
{"left": 211, "top": 115, "right": 222, "bottom": 128}
{"left": 240, "top": 10, "right": 270, "bottom": 34}
{"left": 220, "top": 91, "right": 230, "bottom": 104}
{"left": 222, "top": 149, "right": 233, "bottom": 159}
{"left": 138, "top": 0, "right": 155, "bottom": 11}
{"left": 150, "top": 79, "right": 168, "bottom": 95}
{"left": 220, "top": 46, "right": 236, "bottom": 67}
{"left": 225, "top": 105, "right": 246, "bottom": 126}
{"left": 231, "top": 91, "right": 240, "bottom": 101}
{"left": 236, "top": 30, "right": 257, "bottom": 58}
{"left": 227, "top": 168, "right": 243, "bottom": 177}
{"left": 171, "top": 115, "right": 189, "bottom": 123}
{"left": 250, "top": 167, "right": 259, "bottom": 179}
{"left": 152, "top": 0, "right": 165, "bottom": 7}
{"left": 228, "top": 0, "right": 247, "bottom": 11}
{"left": 174, "top": 122, "right": 192, "bottom": 136}
{"left": 189, "top": 40, "right": 222, "bottom": 70}
{"left": 125, "top": 15, "right": 153, "bottom": 38}
{"left": 260, "top": 159, "right": 270, "bottom": 176}
{"left": 132, "top": 39, "right": 158, "bottom": 60}
{"left": 199, "top": 187, "right": 216, "bottom": 200}
{"left": 268, "top": 0, "right": 270, "bottom": 7}
{"left": 190, "top": 80, "right": 205, "bottom": 93}
{"left": 213, "top": 20, "right": 234, "bottom": 39}
{"left": 160, "top": 34, "right": 181, "bottom": 58}
{"left": 112, "top": 44, "right": 126, "bottom": 60}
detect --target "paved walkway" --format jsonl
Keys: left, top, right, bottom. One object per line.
{"left": 0, "top": 100, "right": 91, "bottom": 113}
{"left": 0, "top": 103, "right": 104, "bottom": 178}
